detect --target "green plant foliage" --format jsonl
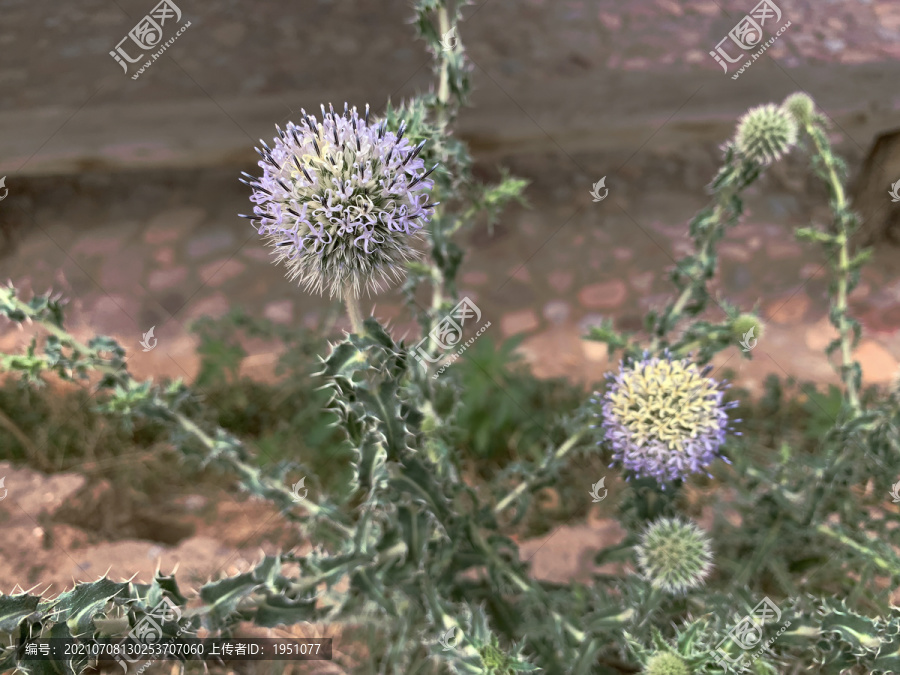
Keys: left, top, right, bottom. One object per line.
{"left": 1, "top": 3, "right": 899, "bottom": 674}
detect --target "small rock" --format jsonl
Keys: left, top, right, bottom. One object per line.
{"left": 805, "top": 317, "right": 840, "bottom": 352}
{"left": 629, "top": 271, "right": 654, "bottom": 293}
{"left": 148, "top": 267, "right": 188, "bottom": 292}
{"left": 153, "top": 247, "right": 174, "bottom": 266}
{"left": 100, "top": 250, "right": 145, "bottom": 289}
{"left": 71, "top": 231, "right": 125, "bottom": 257}
{"left": 509, "top": 266, "right": 531, "bottom": 283}
{"left": 857, "top": 341, "right": 898, "bottom": 384}
{"left": 501, "top": 309, "right": 539, "bottom": 337}
{"left": 242, "top": 247, "right": 272, "bottom": 262}
{"left": 612, "top": 247, "right": 633, "bottom": 262}
{"left": 145, "top": 207, "right": 205, "bottom": 244}
{"left": 543, "top": 300, "right": 570, "bottom": 325}
{"left": 548, "top": 270, "right": 574, "bottom": 293}
{"left": 187, "top": 230, "right": 237, "bottom": 259}
{"left": 764, "top": 293, "right": 810, "bottom": 324}
{"left": 581, "top": 340, "right": 608, "bottom": 362}
{"left": 766, "top": 241, "right": 803, "bottom": 259}
{"left": 184, "top": 293, "right": 229, "bottom": 321}
{"left": 578, "top": 280, "right": 627, "bottom": 310}
{"left": 460, "top": 270, "right": 489, "bottom": 286}
{"left": 89, "top": 295, "right": 134, "bottom": 336}
{"left": 263, "top": 300, "right": 294, "bottom": 324}
{"left": 719, "top": 242, "right": 752, "bottom": 263}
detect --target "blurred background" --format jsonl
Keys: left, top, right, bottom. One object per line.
{"left": 1, "top": 0, "right": 899, "bottom": 654}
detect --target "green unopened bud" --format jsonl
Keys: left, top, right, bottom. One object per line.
{"left": 734, "top": 104, "right": 798, "bottom": 166}
{"left": 782, "top": 92, "right": 816, "bottom": 126}
{"left": 733, "top": 313, "right": 765, "bottom": 343}
{"left": 644, "top": 651, "right": 691, "bottom": 675}
{"left": 636, "top": 517, "right": 713, "bottom": 594}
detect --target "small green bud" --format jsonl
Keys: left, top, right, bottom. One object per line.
{"left": 782, "top": 92, "right": 816, "bottom": 126}
{"left": 734, "top": 103, "right": 798, "bottom": 166}
{"left": 636, "top": 517, "right": 713, "bottom": 594}
{"left": 733, "top": 313, "right": 765, "bottom": 342}
{"left": 644, "top": 651, "right": 691, "bottom": 675}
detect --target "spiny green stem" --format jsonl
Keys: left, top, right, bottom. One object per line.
{"left": 802, "top": 121, "right": 861, "bottom": 416}
{"left": 8, "top": 294, "right": 355, "bottom": 538}
{"left": 494, "top": 430, "right": 585, "bottom": 514}
{"left": 816, "top": 524, "right": 898, "bottom": 575}
{"left": 650, "top": 170, "right": 749, "bottom": 354}
{"left": 344, "top": 284, "right": 365, "bottom": 334}
{"left": 437, "top": 5, "right": 451, "bottom": 110}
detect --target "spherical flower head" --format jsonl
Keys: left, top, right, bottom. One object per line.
{"left": 593, "top": 352, "right": 738, "bottom": 483}
{"left": 644, "top": 652, "right": 692, "bottom": 675}
{"left": 240, "top": 103, "right": 438, "bottom": 298}
{"left": 734, "top": 103, "right": 798, "bottom": 166}
{"left": 782, "top": 92, "right": 816, "bottom": 127}
{"left": 636, "top": 517, "right": 713, "bottom": 594}
{"left": 732, "top": 313, "right": 764, "bottom": 341}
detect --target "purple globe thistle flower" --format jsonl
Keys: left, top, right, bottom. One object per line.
{"left": 239, "top": 103, "right": 438, "bottom": 298}
{"left": 590, "top": 352, "right": 739, "bottom": 484}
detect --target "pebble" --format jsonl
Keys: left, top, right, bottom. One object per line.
{"left": 543, "top": 300, "right": 570, "bottom": 325}
{"left": 263, "top": 300, "right": 294, "bottom": 324}
{"left": 804, "top": 317, "right": 840, "bottom": 352}
{"left": 148, "top": 266, "right": 188, "bottom": 292}
{"left": 153, "top": 247, "right": 174, "bottom": 266}
{"left": 187, "top": 231, "right": 237, "bottom": 259}
{"left": 184, "top": 293, "right": 229, "bottom": 321}
{"left": 100, "top": 251, "right": 146, "bottom": 290}
{"left": 460, "top": 270, "right": 489, "bottom": 286}
{"left": 501, "top": 309, "right": 539, "bottom": 337}
{"left": 548, "top": 270, "right": 574, "bottom": 293}
{"left": 578, "top": 280, "right": 627, "bottom": 310}
{"left": 856, "top": 340, "right": 898, "bottom": 384}
{"left": 764, "top": 293, "right": 810, "bottom": 324}
{"left": 629, "top": 271, "right": 654, "bottom": 293}
{"left": 71, "top": 230, "right": 125, "bottom": 258}
{"left": 145, "top": 207, "right": 205, "bottom": 245}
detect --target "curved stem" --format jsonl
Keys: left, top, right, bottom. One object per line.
{"left": 343, "top": 283, "right": 364, "bottom": 334}
{"left": 803, "top": 121, "right": 861, "bottom": 416}
{"left": 494, "top": 429, "right": 585, "bottom": 515}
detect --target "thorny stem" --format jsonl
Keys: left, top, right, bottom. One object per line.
{"left": 5, "top": 293, "right": 355, "bottom": 539}
{"left": 494, "top": 429, "right": 585, "bottom": 515}
{"left": 816, "top": 524, "right": 899, "bottom": 575}
{"left": 650, "top": 170, "right": 750, "bottom": 355}
{"left": 803, "top": 120, "right": 861, "bottom": 416}
{"left": 343, "top": 283, "right": 365, "bottom": 334}
{"left": 437, "top": 5, "right": 451, "bottom": 113}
